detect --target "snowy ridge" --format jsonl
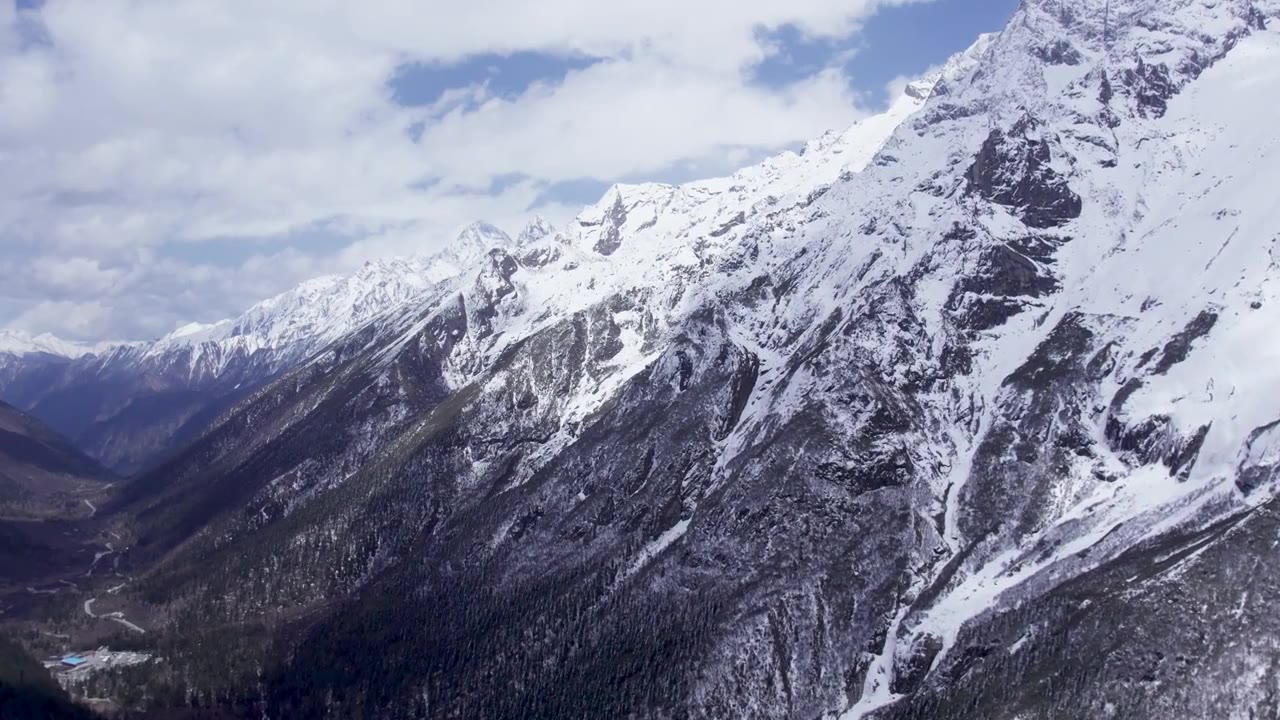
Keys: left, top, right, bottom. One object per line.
{"left": 149, "top": 221, "right": 516, "bottom": 359}
{"left": 1, "top": 222, "right": 518, "bottom": 376}
{"left": 0, "top": 69, "right": 953, "bottom": 473}
{"left": 436, "top": 62, "right": 970, "bottom": 370}
{"left": 349, "top": 59, "right": 982, "bottom": 438}
{"left": 0, "top": 330, "right": 129, "bottom": 359}
{"left": 6, "top": 222, "right": 524, "bottom": 390}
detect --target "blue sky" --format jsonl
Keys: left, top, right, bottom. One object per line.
{"left": 838, "top": 0, "right": 1021, "bottom": 93}
{"left": 389, "top": 1, "right": 1019, "bottom": 114}
{"left": 0, "top": 0, "right": 1020, "bottom": 340}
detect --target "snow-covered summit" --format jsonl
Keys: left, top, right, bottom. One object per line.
{"left": 0, "top": 330, "right": 125, "bottom": 359}
{"left": 453, "top": 221, "right": 513, "bottom": 255}
{"left": 426, "top": 221, "right": 515, "bottom": 281}
{"left": 517, "top": 215, "right": 558, "bottom": 246}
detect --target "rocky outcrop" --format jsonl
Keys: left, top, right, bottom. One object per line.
{"left": 965, "top": 116, "right": 1082, "bottom": 229}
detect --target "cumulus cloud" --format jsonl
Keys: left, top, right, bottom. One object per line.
{"left": 0, "top": 0, "right": 924, "bottom": 341}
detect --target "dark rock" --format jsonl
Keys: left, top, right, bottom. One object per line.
{"left": 892, "top": 634, "right": 943, "bottom": 695}
{"left": 710, "top": 211, "right": 746, "bottom": 238}
{"left": 1151, "top": 310, "right": 1218, "bottom": 375}
{"left": 965, "top": 244, "right": 1061, "bottom": 299}
{"left": 961, "top": 313, "right": 1108, "bottom": 539}
{"left": 965, "top": 117, "right": 1083, "bottom": 229}
{"left": 1236, "top": 420, "right": 1280, "bottom": 495}
{"left": 1034, "top": 39, "right": 1083, "bottom": 65}
{"left": 1168, "top": 423, "right": 1211, "bottom": 479}
{"left": 594, "top": 193, "right": 628, "bottom": 256}
{"left": 945, "top": 236, "right": 1066, "bottom": 333}
{"left": 1247, "top": 6, "right": 1267, "bottom": 31}
{"left": 518, "top": 244, "right": 562, "bottom": 268}
{"left": 1121, "top": 59, "right": 1177, "bottom": 118}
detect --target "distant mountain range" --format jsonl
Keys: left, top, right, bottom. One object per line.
{"left": 0, "top": 219, "right": 541, "bottom": 473}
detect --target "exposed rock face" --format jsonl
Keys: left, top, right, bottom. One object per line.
{"left": 592, "top": 192, "right": 630, "bottom": 256}
{"left": 945, "top": 234, "right": 1067, "bottom": 333}
{"left": 1121, "top": 57, "right": 1179, "bottom": 118}
{"left": 965, "top": 117, "right": 1082, "bottom": 229}
{"left": 881, "top": 498, "right": 1280, "bottom": 720}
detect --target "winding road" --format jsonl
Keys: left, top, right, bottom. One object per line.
{"left": 82, "top": 597, "right": 146, "bottom": 634}
{"left": 77, "top": 524, "right": 147, "bottom": 634}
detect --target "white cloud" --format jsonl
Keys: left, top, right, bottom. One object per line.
{"left": 416, "top": 61, "right": 863, "bottom": 186}
{"left": 0, "top": 0, "right": 926, "bottom": 341}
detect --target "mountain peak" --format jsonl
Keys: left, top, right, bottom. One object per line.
{"left": 517, "top": 215, "right": 557, "bottom": 246}
{"left": 455, "top": 221, "right": 512, "bottom": 253}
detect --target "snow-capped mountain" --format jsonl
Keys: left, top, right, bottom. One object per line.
{"left": 13, "top": 1, "right": 1280, "bottom": 717}
{"left": 516, "top": 214, "right": 557, "bottom": 245}
{"left": 0, "top": 220, "right": 531, "bottom": 472}
{"left": 0, "top": 64, "right": 945, "bottom": 475}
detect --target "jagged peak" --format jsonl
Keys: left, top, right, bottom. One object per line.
{"left": 902, "top": 79, "right": 934, "bottom": 101}
{"left": 1001, "top": 0, "right": 1262, "bottom": 63}
{"left": 610, "top": 182, "right": 680, "bottom": 203}
{"left": 572, "top": 182, "right": 677, "bottom": 233}
{"left": 137, "top": 221, "right": 521, "bottom": 365}
{"left": 936, "top": 31, "right": 998, "bottom": 84}
{"left": 915, "top": 0, "right": 1267, "bottom": 131}
{"left": 517, "top": 215, "right": 557, "bottom": 246}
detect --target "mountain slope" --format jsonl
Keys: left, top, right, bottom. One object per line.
{"left": 18, "top": 1, "right": 1280, "bottom": 717}
{"left": 0, "top": 400, "right": 113, "bottom": 598}
{"left": 107, "top": 54, "right": 966, "bottom": 555}
{"left": 0, "top": 636, "right": 97, "bottom": 720}
{"left": 0, "top": 400, "right": 111, "bottom": 520}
